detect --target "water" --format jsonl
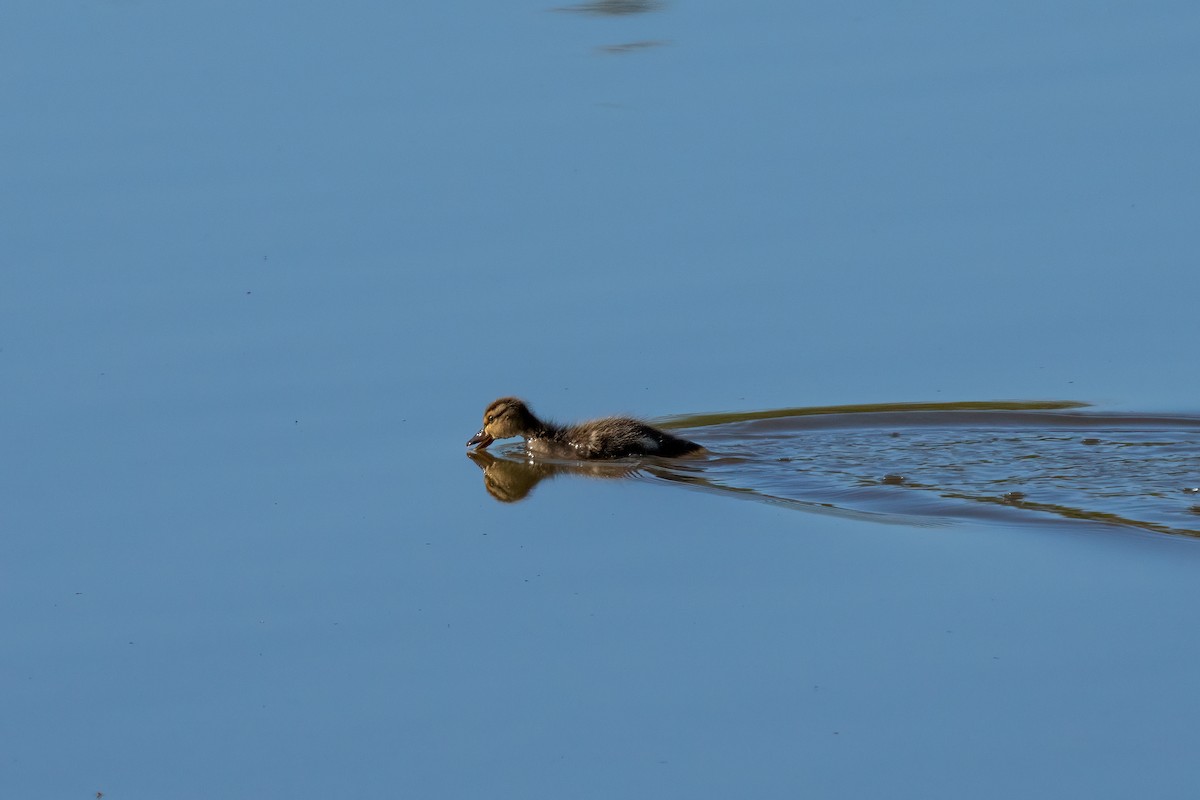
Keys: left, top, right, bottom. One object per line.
{"left": 4, "top": 1, "right": 1200, "bottom": 798}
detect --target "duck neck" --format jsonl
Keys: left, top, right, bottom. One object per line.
{"left": 518, "top": 407, "right": 556, "bottom": 440}
{"left": 526, "top": 418, "right": 558, "bottom": 440}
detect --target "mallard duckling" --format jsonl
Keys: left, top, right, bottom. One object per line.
{"left": 467, "top": 397, "right": 703, "bottom": 459}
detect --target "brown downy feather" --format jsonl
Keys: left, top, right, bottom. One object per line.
{"left": 467, "top": 397, "right": 703, "bottom": 459}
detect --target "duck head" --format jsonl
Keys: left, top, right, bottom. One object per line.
{"left": 467, "top": 397, "right": 540, "bottom": 450}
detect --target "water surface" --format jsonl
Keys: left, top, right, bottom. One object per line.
{"left": 5, "top": 1, "right": 1200, "bottom": 798}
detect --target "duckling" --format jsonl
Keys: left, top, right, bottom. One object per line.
{"left": 467, "top": 397, "right": 703, "bottom": 459}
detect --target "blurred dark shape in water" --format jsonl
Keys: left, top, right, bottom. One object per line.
{"left": 553, "top": 0, "right": 666, "bottom": 16}
{"left": 465, "top": 400, "right": 1200, "bottom": 538}
{"left": 597, "top": 39, "right": 669, "bottom": 54}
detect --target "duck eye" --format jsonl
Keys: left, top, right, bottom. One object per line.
{"left": 486, "top": 415, "right": 494, "bottom": 424}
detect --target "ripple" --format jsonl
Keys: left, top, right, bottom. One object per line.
{"left": 658, "top": 401, "right": 1200, "bottom": 537}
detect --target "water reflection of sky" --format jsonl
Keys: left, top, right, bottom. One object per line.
{"left": 4, "top": 2, "right": 1200, "bottom": 798}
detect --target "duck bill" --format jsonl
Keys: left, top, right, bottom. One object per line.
{"left": 467, "top": 429, "right": 494, "bottom": 449}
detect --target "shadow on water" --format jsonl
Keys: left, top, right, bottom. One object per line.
{"left": 552, "top": 0, "right": 666, "bottom": 16}
{"left": 466, "top": 401, "right": 1200, "bottom": 538}
{"left": 551, "top": 0, "right": 671, "bottom": 56}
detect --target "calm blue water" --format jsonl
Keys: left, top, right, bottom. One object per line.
{"left": 3, "top": 2, "right": 1200, "bottom": 798}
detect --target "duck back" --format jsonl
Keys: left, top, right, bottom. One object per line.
{"left": 530, "top": 417, "right": 702, "bottom": 459}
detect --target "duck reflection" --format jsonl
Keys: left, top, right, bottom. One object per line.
{"left": 466, "top": 449, "right": 641, "bottom": 503}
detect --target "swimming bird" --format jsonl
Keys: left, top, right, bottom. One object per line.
{"left": 466, "top": 397, "right": 703, "bottom": 459}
